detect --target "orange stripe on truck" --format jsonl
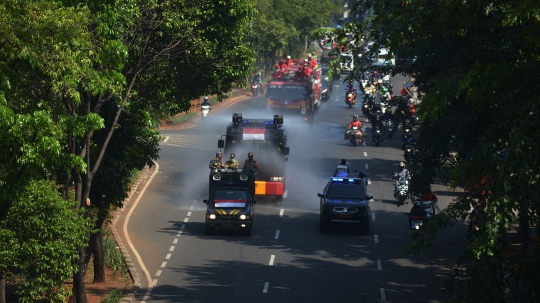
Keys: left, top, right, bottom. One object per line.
{"left": 255, "top": 181, "right": 285, "bottom": 196}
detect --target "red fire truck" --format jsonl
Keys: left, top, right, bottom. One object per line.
{"left": 266, "top": 59, "right": 322, "bottom": 121}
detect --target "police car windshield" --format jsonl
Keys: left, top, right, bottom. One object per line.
{"left": 326, "top": 184, "right": 366, "bottom": 200}
{"left": 212, "top": 189, "right": 247, "bottom": 208}
{"left": 267, "top": 85, "right": 305, "bottom": 100}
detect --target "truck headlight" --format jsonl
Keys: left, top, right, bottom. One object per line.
{"left": 270, "top": 177, "right": 283, "bottom": 181}
{"left": 207, "top": 214, "right": 216, "bottom": 220}
{"left": 239, "top": 215, "right": 249, "bottom": 220}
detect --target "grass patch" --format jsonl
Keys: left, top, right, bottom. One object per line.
{"left": 102, "top": 229, "right": 128, "bottom": 280}
{"left": 100, "top": 288, "right": 125, "bottom": 303}
{"left": 166, "top": 112, "right": 197, "bottom": 125}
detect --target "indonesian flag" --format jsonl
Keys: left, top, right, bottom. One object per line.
{"left": 214, "top": 200, "right": 246, "bottom": 208}
{"left": 243, "top": 128, "right": 265, "bottom": 141}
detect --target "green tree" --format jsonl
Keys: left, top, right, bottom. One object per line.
{"left": 0, "top": 180, "right": 92, "bottom": 303}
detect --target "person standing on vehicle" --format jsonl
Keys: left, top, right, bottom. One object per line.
{"left": 209, "top": 152, "right": 224, "bottom": 169}
{"left": 333, "top": 159, "right": 350, "bottom": 177}
{"left": 419, "top": 186, "right": 438, "bottom": 203}
{"left": 308, "top": 54, "right": 317, "bottom": 68}
{"left": 243, "top": 152, "right": 259, "bottom": 173}
{"left": 225, "top": 153, "right": 239, "bottom": 169}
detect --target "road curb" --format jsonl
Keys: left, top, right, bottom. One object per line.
{"left": 110, "top": 166, "right": 151, "bottom": 303}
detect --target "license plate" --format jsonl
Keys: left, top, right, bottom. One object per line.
{"left": 339, "top": 214, "right": 352, "bottom": 218}
{"left": 222, "top": 222, "right": 233, "bottom": 226}
{"left": 388, "top": 128, "right": 392, "bottom": 131}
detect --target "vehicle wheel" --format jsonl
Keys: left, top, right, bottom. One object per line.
{"left": 376, "top": 140, "right": 380, "bottom": 146}
{"left": 348, "top": 103, "right": 352, "bottom": 108}
{"left": 353, "top": 140, "right": 358, "bottom": 147}
{"left": 360, "top": 219, "right": 370, "bottom": 235}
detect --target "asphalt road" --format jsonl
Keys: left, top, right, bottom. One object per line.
{"left": 117, "top": 68, "right": 469, "bottom": 303}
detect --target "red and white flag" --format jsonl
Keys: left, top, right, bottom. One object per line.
{"left": 243, "top": 128, "right": 265, "bottom": 140}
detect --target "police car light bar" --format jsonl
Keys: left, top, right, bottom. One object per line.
{"left": 330, "top": 178, "right": 356, "bottom": 182}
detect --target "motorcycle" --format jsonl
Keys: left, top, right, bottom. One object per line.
{"left": 347, "top": 126, "right": 366, "bottom": 147}
{"left": 372, "top": 126, "right": 383, "bottom": 146}
{"left": 201, "top": 104, "right": 211, "bottom": 117}
{"left": 345, "top": 90, "right": 357, "bottom": 108}
{"left": 420, "top": 200, "right": 436, "bottom": 218}
{"left": 251, "top": 82, "right": 261, "bottom": 96}
{"left": 403, "top": 144, "right": 414, "bottom": 163}
{"left": 408, "top": 214, "right": 424, "bottom": 240}
{"left": 383, "top": 120, "right": 396, "bottom": 138}
{"left": 393, "top": 174, "right": 410, "bottom": 206}
{"left": 362, "top": 101, "right": 370, "bottom": 117}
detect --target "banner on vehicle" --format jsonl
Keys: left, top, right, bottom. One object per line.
{"left": 243, "top": 128, "right": 265, "bottom": 141}
{"left": 214, "top": 200, "right": 246, "bottom": 208}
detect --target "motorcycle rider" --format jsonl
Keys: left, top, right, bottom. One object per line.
{"left": 408, "top": 200, "right": 427, "bottom": 229}
{"left": 402, "top": 131, "right": 413, "bottom": 150}
{"left": 209, "top": 152, "right": 224, "bottom": 169}
{"left": 344, "top": 115, "right": 362, "bottom": 140}
{"left": 308, "top": 54, "right": 317, "bottom": 68}
{"left": 333, "top": 159, "right": 350, "bottom": 177}
{"left": 243, "top": 152, "right": 259, "bottom": 173}
{"left": 364, "top": 81, "right": 376, "bottom": 95}
{"left": 395, "top": 162, "right": 411, "bottom": 179}
{"left": 225, "top": 153, "right": 239, "bottom": 169}
{"left": 346, "top": 93, "right": 355, "bottom": 104}
{"left": 419, "top": 186, "right": 438, "bottom": 203}
{"left": 251, "top": 72, "right": 263, "bottom": 93}
{"left": 382, "top": 107, "right": 394, "bottom": 121}
{"left": 371, "top": 111, "right": 384, "bottom": 142}
{"left": 371, "top": 100, "right": 382, "bottom": 114}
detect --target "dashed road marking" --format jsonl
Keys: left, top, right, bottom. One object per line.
{"left": 365, "top": 163, "right": 369, "bottom": 169}
{"left": 367, "top": 178, "right": 372, "bottom": 185}
{"left": 169, "top": 246, "right": 175, "bottom": 252}
{"left": 187, "top": 212, "right": 192, "bottom": 217}
{"left": 166, "top": 254, "right": 171, "bottom": 260}
{"left": 263, "top": 282, "right": 269, "bottom": 293}
{"left": 183, "top": 218, "right": 189, "bottom": 223}
{"left": 163, "top": 136, "right": 170, "bottom": 142}
{"left": 380, "top": 288, "right": 386, "bottom": 301}
{"left": 160, "top": 262, "right": 167, "bottom": 268}
{"left": 372, "top": 213, "right": 376, "bottom": 221}
{"left": 374, "top": 234, "right": 379, "bottom": 244}
{"left": 364, "top": 152, "right": 367, "bottom": 157}
{"left": 173, "top": 238, "right": 178, "bottom": 244}
{"left": 152, "top": 279, "right": 158, "bottom": 287}
{"left": 275, "top": 230, "right": 280, "bottom": 239}
{"left": 377, "top": 259, "right": 382, "bottom": 270}
{"left": 156, "top": 270, "right": 162, "bottom": 277}
{"left": 279, "top": 209, "right": 284, "bottom": 217}
{"left": 269, "top": 255, "right": 275, "bottom": 266}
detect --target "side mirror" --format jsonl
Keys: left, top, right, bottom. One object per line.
{"left": 203, "top": 199, "right": 208, "bottom": 204}
{"left": 367, "top": 194, "right": 374, "bottom": 200}
{"left": 317, "top": 193, "right": 324, "bottom": 198}
{"left": 233, "top": 113, "right": 242, "bottom": 123}
{"left": 218, "top": 139, "right": 225, "bottom": 149}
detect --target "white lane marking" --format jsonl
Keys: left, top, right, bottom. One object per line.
{"left": 367, "top": 178, "right": 372, "bottom": 185}
{"left": 365, "top": 163, "right": 369, "bottom": 169}
{"left": 275, "top": 230, "right": 280, "bottom": 240}
{"left": 153, "top": 279, "right": 158, "bottom": 287}
{"left": 187, "top": 212, "right": 192, "bottom": 217}
{"left": 380, "top": 288, "right": 386, "bottom": 301}
{"left": 156, "top": 270, "right": 162, "bottom": 277}
{"left": 377, "top": 259, "right": 382, "bottom": 270}
{"left": 173, "top": 238, "right": 178, "bottom": 244}
{"left": 163, "top": 136, "right": 170, "bottom": 142}
{"left": 279, "top": 209, "right": 284, "bottom": 217}
{"left": 123, "top": 161, "right": 160, "bottom": 296}
{"left": 269, "top": 255, "right": 275, "bottom": 266}
{"left": 166, "top": 253, "right": 171, "bottom": 260}
{"left": 372, "top": 213, "right": 376, "bottom": 221}
{"left": 282, "top": 190, "right": 288, "bottom": 198}
{"left": 160, "top": 262, "right": 167, "bottom": 268}
{"left": 263, "top": 282, "right": 269, "bottom": 293}
{"left": 363, "top": 152, "right": 367, "bottom": 157}
{"left": 169, "top": 246, "right": 175, "bottom": 252}
{"left": 180, "top": 224, "right": 186, "bottom": 230}
{"left": 374, "top": 234, "right": 379, "bottom": 244}
{"left": 189, "top": 205, "right": 194, "bottom": 210}
{"left": 183, "top": 218, "right": 189, "bottom": 223}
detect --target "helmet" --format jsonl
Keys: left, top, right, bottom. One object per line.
{"left": 216, "top": 152, "right": 222, "bottom": 158}
{"left": 304, "top": 59, "right": 309, "bottom": 62}
{"left": 230, "top": 153, "right": 235, "bottom": 159}
{"left": 248, "top": 152, "right": 254, "bottom": 159}
{"left": 348, "top": 93, "right": 353, "bottom": 97}
{"left": 475, "top": 202, "right": 482, "bottom": 208}
{"left": 204, "top": 96, "right": 209, "bottom": 101}
{"left": 340, "top": 159, "right": 346, "bottom": 165}
{"left": 352, "top": 115, "right": 358, "bottom": 121}
{"left": 385, "top": 107, "right": 392, "bottom": 113}
{"left": 257, "top": 72, "right": 261, "bottom": 76}
{"left": 287, "top": 55, "right": 291, "bottom": 59}
{"left": 399, "top": 162, "right": 405, "bottom": 170}
{"left": 308, "top": 54, "right": 312, "bottom": 57}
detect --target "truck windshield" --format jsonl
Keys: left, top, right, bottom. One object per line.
{"left": 267, "top": 85, "right": 305, "bottom": 100}
{"left": 212, "top": 189, "right": 248, "bottom": 208}
{"left": 325, "top": 184, "right": 366, "bottom": 200}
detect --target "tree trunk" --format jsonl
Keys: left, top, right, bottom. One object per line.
{"left": 93, "top": 229, "right": 105, "bottom": 282}
{"left": 0, "top": 271, "right": 6, "bottom": 303}
{"left": 71, "top": 247, "right": 87, "bottom": 303}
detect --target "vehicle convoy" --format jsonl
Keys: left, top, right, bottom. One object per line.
{"left": 318, "top": 177, "right": 373, "bottom": 234}
{"left": 266, "top": 58, "right": 322, "bottom": 116}
{"left": 204, "top": 169, "right": 256, "bottom": 235}
{"left": 219, "top": 113, "right": 290, "bottom": 201}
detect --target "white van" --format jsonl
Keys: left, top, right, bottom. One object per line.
{"left": 339, "top": 53, "right": 354, "bottom": 74}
